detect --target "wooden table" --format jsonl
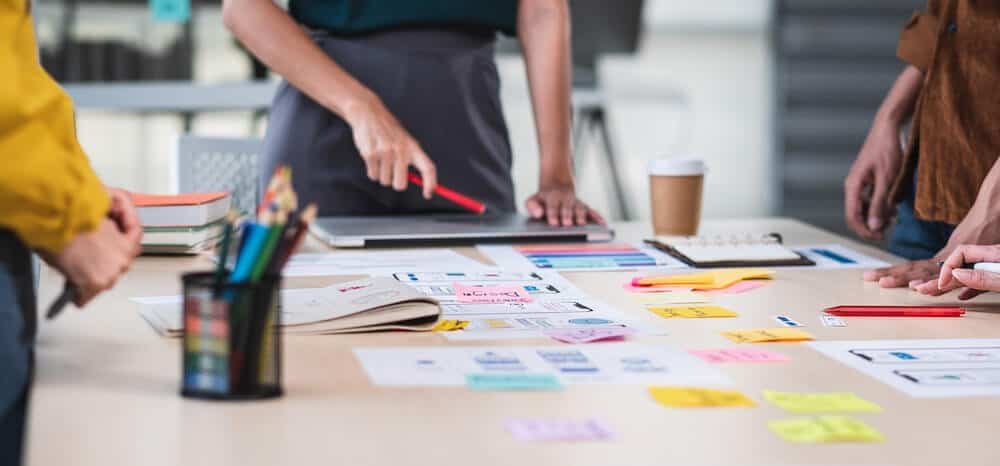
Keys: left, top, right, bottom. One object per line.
{"left": 27, "top": 218, "right": 1000, "bottom": 466}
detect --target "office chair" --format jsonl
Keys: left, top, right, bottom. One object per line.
{"left": 175, "top": 135, "right": 264, "bottom": 215}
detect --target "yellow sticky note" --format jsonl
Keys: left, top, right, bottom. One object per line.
{"left": 769, "top": 416, "right": 884, "bottom": 443}
{"left": 648, "top": 305, "right": 738, "bottom": 319}
{"left": 764, "top": 391, "right": 882, "bottom": 414}
{"left": 632, "top": 292, "right": 709, "bottom": 306}
{"left": 431, "top": 320, "right": 469, "bottom": 332}
{"left": 648, "top": 386, "right": 756, "bottom": 408}
{"left": 636, "top": 269, "right": 773, "bottom": 290}
{"left": 721, "top": 328, "right": 814, "bottom": 343}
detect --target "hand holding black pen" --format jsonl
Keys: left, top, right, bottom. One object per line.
{"left": 46, "top": 189, "right": 142, "bottom": 319}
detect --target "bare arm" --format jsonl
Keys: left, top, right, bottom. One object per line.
{"left": 845, "top": 65, "right": 924, "bottom": 240}
{"left": 518, "top": 0, "right": 604, "bottom": 225}
{"left": 222, "top": 0, "right": 436, "bottom": 196}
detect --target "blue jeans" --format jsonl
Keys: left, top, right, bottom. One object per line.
{"left": 887, "top": 179, "right": 956, "bottom": 260}
{"left": 0, "top": 230, "right": 34, "bottom": 466}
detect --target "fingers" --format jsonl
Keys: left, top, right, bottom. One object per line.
{"left": 588, "top": 208, "right": 607, "bottom": 226}
{"left": 392, "top": 151, "right": 409, "bottom": 192}
{"left": 866, "top": 178, "right": 891, "bottom": 238}
{"left": 844, "top": 174, "right": 873, "bottom": 239}
{"left": 545, "top": 201, "right": 560, "bottom": 227}
{"left": 939, "top": 245, "right": 1000, "bottom": 289}
{"left": 525, "top": 196, "right": 544, "bottom": 219}
{"left": 378, "top": 150, "right": 394, "bottom": 187}
{"left": 410, "top": 150, "right": 437, "bottom": 200}
{"left": 864, "top": 260, "right": 939, "bottom": 288}
{"left": 952, "top": 268, "right": 1000, "bottom": 293}
{"left": 574, "top": 204, "right": 588, "bottom": 226}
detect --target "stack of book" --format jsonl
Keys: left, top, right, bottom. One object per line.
{"left": 133, "top": 192, "right": 231, "bottom": 255}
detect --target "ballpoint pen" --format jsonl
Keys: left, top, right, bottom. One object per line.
{"left": 46, "top": 281, "right": 79, "bottom": 320}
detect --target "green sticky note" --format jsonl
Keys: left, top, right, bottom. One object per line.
{"left": 150, "top": 0, "right": 190, "bottom": 22}
{"left": 764, "top": 391, "right": 883, "bottom": 414}
{"left": 466, "top": 373, "right": 563, "bottom": 391}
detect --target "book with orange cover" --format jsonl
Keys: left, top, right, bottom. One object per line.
{"left": 132, "top": 192, "right": 231, "bottom": 227}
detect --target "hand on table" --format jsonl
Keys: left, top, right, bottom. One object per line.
{"left": 525, "top": 184, "right": 605, "bottom": 227}
{"left": 864, "top": 258, "right": 943, "bottom": 290}
{"left": 844, "top": 122, "right": 904, "bottom": 240}
{"left": 344, "top": 95, "right": 437, "bottom": 199}
{"left": 929, "top": 245, "right": 1000, "bottom": 300}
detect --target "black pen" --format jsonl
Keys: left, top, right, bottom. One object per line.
{"left": 45, "top": 282, "right": 79, "bottom": 320}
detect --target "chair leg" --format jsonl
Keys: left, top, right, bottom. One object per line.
{"left": 594, "top": 108, "right": 632, "bottom": 221}
{"left": 571, "top": 109, "right": 590, "bottom": 176}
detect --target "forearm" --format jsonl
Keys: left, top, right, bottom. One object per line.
{"left": 873, "top": 65, "right": 924, "bottom": 129}
{"left": 222, "top": 0, "right": 376, "bottom": 119}
{"left": 945, "top": 160, "right": 1000, "bottom": 251}
{"left": 518, "top": 0, "right": 573, "bottom": 187}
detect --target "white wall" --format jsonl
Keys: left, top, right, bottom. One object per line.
{"left": 67, "top": 1, "right": 776, "bottom": 221}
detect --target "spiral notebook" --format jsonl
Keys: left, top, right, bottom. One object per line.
{"left": 645, "top": 233, "right": 815, "bottom": 268}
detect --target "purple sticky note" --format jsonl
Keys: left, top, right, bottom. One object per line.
{"left": 544, "top": 326, "right": 637, "bottom": 344}
{"left": 454, "top": 283, "right": 533, "bottom": 304}
{"left": 689, "top": 348, "right": 790, "bottom": 364}
{"left": 506, "top": 418, "right": 615, "bottom": 442}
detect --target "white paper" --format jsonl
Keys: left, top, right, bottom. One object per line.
{"left": 791, "top": 244, "right": 890, "bottom": 269}
{"left": 354, "top": 344, "right": 731, "bottom": 387}
{"left": 809, "top": 339, "right": 1000, "bottom": 398}
{"left": 387, "top": 269, "right": 660, "bottom": 340}
{"left": 282, "top": 249, "right": 490, "bottom": 277}
{"left": 477, "top": 243, "right": 689, "bottom": 272}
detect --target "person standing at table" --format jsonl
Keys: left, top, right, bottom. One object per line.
{"left": 1, "top": 2, "right": 142, "bottom": 464}
{"left": 843, "top": 1, "right": 1000, "bottom": 292}
{"left": 223, "top": 0, "right": 605, "bottom": 226}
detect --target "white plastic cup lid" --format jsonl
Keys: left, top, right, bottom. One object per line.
{"left": 648, "top": 158, "right": 707, "bottom": 176}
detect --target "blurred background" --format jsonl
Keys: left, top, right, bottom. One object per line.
{"left": 34, "top": 0, "right": 923, "bottom": 237}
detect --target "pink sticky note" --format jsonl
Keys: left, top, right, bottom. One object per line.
{"left": 506, "top": 418, "right": 615, "bottom": 442}
{"left": 454, "top": 283, "right": 532, "bottom": 304}
{"left": 544, "top": 326, "right": 637, "bottom": 344}
{"left": 689, "top": 348, "right": 790, "bottom": 364}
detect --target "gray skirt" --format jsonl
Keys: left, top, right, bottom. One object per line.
{"left": 263, "top": 27, "right": 516, "bottom": 216}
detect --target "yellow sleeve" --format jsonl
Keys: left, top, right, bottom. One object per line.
{"left": 0, "top": 0, "right": 110, "bottom": 254}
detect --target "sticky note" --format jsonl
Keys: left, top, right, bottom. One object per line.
{"left": 633, "top": 269, "right": 773, "bottom": 290}
{"left": 150, "top": 0, "right": 190, "bottom": 22}
{"left": 768, "top": 416, "right": 884, "bottom": 443}
{"left": 721, "top": 328, "right": 814, "bottom": 344}
{"left": 648, "top": 386, "right": 756, "bottom": 408}
{"left": 763, "top": 391, "right": 882, "bottom": 414}
{"left": 466, "top": 373, "right": 562, "bottom": 391}
{"left": 821, "top": 314, "right": 847, "bottom": 327}
{"left": 454, "top": 283, "right": 532, "bottom": 304}
{"left": 506, "top": 418, "right": 615, "bottom": 442}
{"left": 632, "top": 292, "right": 710, "bottom": 306}
{"left": 431, "top": 320, "right": 469, "bottom": 332}
{"left": 649, "top": 305, "right": 738, "bottom": 319}
{"left": 708, "top": 280, "right": 768, "bottom": 295}
{"left": 544, "top": 326, "right": 637, "bottom": 344}
{"left": 689, "top": 348, "right": 790, "bottom": 363}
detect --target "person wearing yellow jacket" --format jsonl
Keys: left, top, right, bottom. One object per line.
{"left": 1, "top": 2, "right": 142, "bottom": 463}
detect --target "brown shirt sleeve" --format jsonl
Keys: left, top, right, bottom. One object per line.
{"left": 897, "top": 11, "right": 940, "bottom": 71}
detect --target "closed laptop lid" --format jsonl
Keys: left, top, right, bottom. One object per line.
{"left": 310, "top": 213, "right": 614, "bottom": 248}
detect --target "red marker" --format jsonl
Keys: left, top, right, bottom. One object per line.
{"left": 824, "top": 306, "right": 965, "bottom": 318}
{"left": 408, "top": 173, "right": 486, "bottom": 215}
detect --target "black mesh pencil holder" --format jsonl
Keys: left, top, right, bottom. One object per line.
{"left": 181, "top": 272, "right": 283, "bottom": 400}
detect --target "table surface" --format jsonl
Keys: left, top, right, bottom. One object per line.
{"left": 27, "top": 218, "right": 1000, "bottom": 466}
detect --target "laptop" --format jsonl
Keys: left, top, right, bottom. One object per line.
{"left": 310, "top": 213, "right": 615, "bottom": 248}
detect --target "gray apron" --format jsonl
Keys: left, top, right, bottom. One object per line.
{"left": 263, "top": 27, "right": 516, "bottom": 216}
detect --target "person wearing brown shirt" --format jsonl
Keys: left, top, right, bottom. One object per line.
{"left": 843, "top": 0, "right": 1000, "bottom": 294}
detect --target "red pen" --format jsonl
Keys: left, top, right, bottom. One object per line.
{"left": 408, "top": 173, "right": 487, "bottom": 215}
{"left": 824, "top": 306, "right": 965, "bottom": 317}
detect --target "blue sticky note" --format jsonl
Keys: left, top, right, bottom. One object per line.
{"left": 150, "top": 0, "right": 190, "bottom": 22}
{"left": 466, "top": 373, "right": 563, "bottom": 391}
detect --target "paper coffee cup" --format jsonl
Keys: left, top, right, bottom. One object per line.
{"left": 648, "top": 159, "right": 706, "bottom": 236}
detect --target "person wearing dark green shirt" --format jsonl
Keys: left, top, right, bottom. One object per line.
{"left": 223, "top": 0, "right": 604, "bottom": 226}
